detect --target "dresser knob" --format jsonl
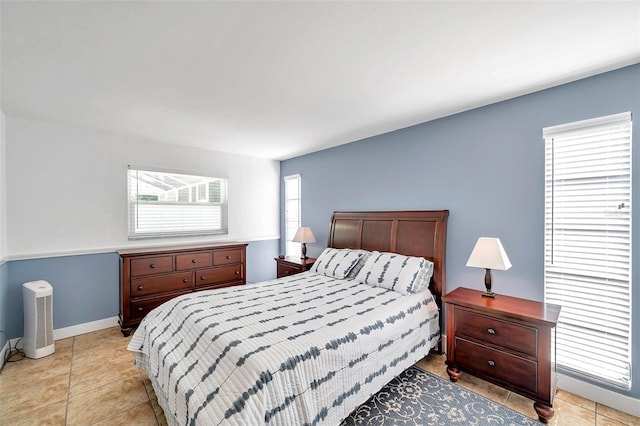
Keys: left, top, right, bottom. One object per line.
{"left": 235, "top": 270, "right": 240, "bottom": 275}
{"left": 200, "top": 276, "right": 206, "bottom": 280}
{"left": 137, "top": 285, "right": 143, "bottom": 290}
{"left": 138, "top": 307, "right": 144, "bottom": 312}
{"left": 226, "top": 255, "right": 231, "bottom": 259}
{"left": 488, "top": 360, "right": 496, "bottom": 367}
{"left": 183, "top": 278, "right": 188, "bottom": 283}
{"left": 487, "top": 328, "right": 496, "bottom": 335}
{"left": 150, "top": 264, "right": 156, "bottom": 269}
{"left": 192, "top": 259, "right": 197, "bottom": 263}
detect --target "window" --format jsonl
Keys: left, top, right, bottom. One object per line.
{"left": 284, "top": 174, "right": 301, "bottom": 257}
{"left": 128, "top": 167, "right": 228, "bottom": 239}
{"left": 544, "top": 112, "right": 632, "bottom": 389}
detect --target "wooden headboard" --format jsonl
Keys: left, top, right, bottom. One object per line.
{"left": 327, "top": 210, "right": 449, "bottom": 306}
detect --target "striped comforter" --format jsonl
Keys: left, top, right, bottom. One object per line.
{"left": 128, "top": 271, "right": 440, "bottom": 426}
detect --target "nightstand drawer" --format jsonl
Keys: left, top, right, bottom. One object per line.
{"left": 454, "top": 337, "right": 538, "bottom": 394}
{"left": 275, "top": 256, "right": 315, "bottom": 278}
{"left": 278, "top": 264, "right": 302, "bottom": 277}
{"left": 455, "top": 308, "right": 538, "bottom": 356}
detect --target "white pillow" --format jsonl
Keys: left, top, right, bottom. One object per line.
{"left": 311, "top": 248, "right": 370, "bottom": 279}
{"left": 346, "top": 250, "right": 372, "bottom": 279}
{"left": 354, "top": 251, "right": 434, "bottom": 295}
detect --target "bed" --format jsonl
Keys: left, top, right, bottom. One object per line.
{"left": 128, "top": 210, "right": 449, "bottom": 425}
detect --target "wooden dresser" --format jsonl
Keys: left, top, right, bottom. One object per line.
{"left": 443, "top": 287, "right": 561, "bottom": 424}
{"left": 275, "top": 256, "right": 316, "bottom": 278}
{"left": 119, "top": 242, "right": 247, "bottom": 336}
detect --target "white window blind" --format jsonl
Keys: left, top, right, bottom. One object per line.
{"left": 544, "top": 112, "right": 632, "bottom": 389}
{"left": 284, "top": 174, "right": 301, "bottom": 257}
{"left": 128, "top": 167, "right": 228, "bottom": 239}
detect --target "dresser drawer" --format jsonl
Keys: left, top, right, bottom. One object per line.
{"left": 455, "top": 308, "right": 538, "bottom": 356}
{"left": 196, "top": 265, "right": 243, "bottom": 287}
{"left": 196, "top": 281, "right": 244, "bottom": 292}
{"left": 176, "top": 252, "right": 212, "bottom": 270}
{"left": 131, "top": 271, "right": 193, "bottom": 297}
{"left": 130, "top": 292, "right": 189, "bottom": 321}
{"left": 454, "top": 337, "right": 538, "bottom": 394}
{"left": 130, "top": 256, "right": 174, "bottom": 277}
{"left": 214, "top": 249, "right": 242, "bottom": 265}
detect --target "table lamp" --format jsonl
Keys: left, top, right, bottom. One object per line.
{"left": 466, "top": 237, "right": 512, "bottom": 298}
{"left": 292, "top": 227, "right": 316, "bottom": 259}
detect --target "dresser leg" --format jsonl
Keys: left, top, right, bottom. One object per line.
{"left": 533, "top": 402, "right": 554, "bottom": 424}
{"left": 446, "top": 365, "right": 461, "bottom": 382}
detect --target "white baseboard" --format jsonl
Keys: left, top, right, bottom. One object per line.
{"left": 557, "top": 373, "right": 640, "bottom": 418}
{"left": 52, "top": 316, "right": 120, "bottom": 341}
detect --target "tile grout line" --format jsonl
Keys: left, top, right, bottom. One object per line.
{"left": 64, "top": 336, "right": 75, "bottom": 426}
{"left": 138, "top": 367, "right": 161, "bottom": 425}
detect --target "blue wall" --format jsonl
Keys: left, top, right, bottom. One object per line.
{"left": 281, "top": 64, "right": 640, "bottom": 398}
{"left": 0, "top": 261, "right": 7, "bottom": 351}
{"left": 1, "top": 238, "right": 279, "bottom": 339}
{"left": 8, "top": 253, "right": 120, "bottom": 336}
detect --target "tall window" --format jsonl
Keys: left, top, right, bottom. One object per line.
{"left": 128, "top": 167, "right": 228, "bottom": 239}
{"left": 544, "top": 112, "right": 632, "bottom": 389}
{"left": 284, "top": 174, "right": 301, "bottom": 257}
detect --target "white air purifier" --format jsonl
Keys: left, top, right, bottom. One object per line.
{"left": 23, "top": 280, "right": 55, "bottom": 359}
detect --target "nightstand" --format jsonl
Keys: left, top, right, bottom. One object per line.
{"left": 443, "top": 287, "right": 561, "bottom": 424}
{"left": 275, "top": 256, "right": 316, "bottom": 278}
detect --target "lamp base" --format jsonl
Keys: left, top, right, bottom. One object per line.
{"left": 482, "top": 268, "right": 496, "bottom": 298}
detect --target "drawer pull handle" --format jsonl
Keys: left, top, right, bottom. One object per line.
{"left": 200, "top": 276, "right": 206, "bottom": 280}
{"left": 487, "top": 328, "right": 496, "bottom": 335}
{"left": 192, "top": 259, "right": 197, "bottom": 263}
{"left": 235, "top": 271, "right": 240, "bottom": 275}
{"left": 150, "top": 264, "right": 156, "bottom": 269}
{"left": 137, "top": 285, "right": 143, "bottom": 290}
{"left": 137, "top": 307, "right": 144, "bottom": 312}
{"left": 487, "top": 360, "right": 496, "bottom": 367}
{"left": 183, "top": 278, "right": 188, "bottom": 283}
{"left": 226, "top": 255, "right": 231, "bottom": 259}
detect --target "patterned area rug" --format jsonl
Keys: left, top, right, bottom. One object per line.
{"left": 341, "top": 366, "right": 540, "bottom": 425}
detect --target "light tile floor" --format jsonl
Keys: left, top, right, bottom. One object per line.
{"left": 0, "top": 326, "right": 638, "bottom": 425}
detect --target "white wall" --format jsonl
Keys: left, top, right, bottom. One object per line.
{"left": 0, "top": 111, "right": 6, "bottom": 260}
{"left": 6, "top": 116, "right": 279, "bottom": 258}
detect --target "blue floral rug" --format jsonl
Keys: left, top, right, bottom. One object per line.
{"left": 341, "top": 366, "right": 541, "bottom": 425}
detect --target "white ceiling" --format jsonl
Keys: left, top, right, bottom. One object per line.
{"left": 2, "top": 1, "right": 639, "bottom": 160}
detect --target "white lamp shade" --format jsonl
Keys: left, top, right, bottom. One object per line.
{"left": 466, "top": 237, "right": 512, "bottom": 270}
{"left": 292, "top": 227, "right": 316, "bottom": 244}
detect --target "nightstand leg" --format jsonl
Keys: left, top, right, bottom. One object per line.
{"left": 533, "top": 402, "right": 554, "bottom": 424}
{"left": 445, "top": 364, "right": 461, "bottom": 382}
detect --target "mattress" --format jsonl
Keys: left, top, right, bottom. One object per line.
{"left": 128, "top": 271, "right": 440, "bottom": 425}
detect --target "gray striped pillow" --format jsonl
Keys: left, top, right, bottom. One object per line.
{"left": 354, "top": 252, "right": 434, "bottom": 295}
{"left": 310, "top": 248, "right": 369, "bottom": 279}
